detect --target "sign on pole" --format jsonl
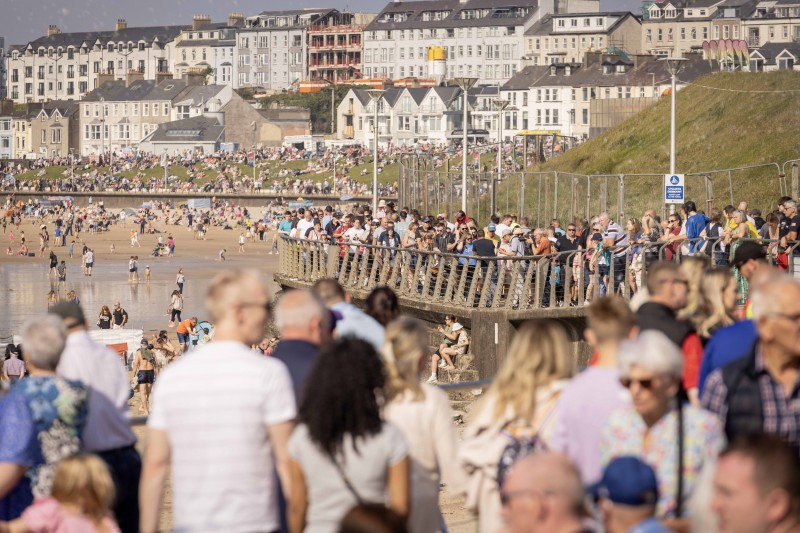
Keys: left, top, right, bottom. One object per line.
{"left": 664, "top": 174, "right": 685, "bottom": 204}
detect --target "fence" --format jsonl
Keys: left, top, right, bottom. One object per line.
{"left": 398, "top": 158, "right": 800, "bottom": 224}
{"left": 277, "top": 234, "right": 800, "bottom": 311}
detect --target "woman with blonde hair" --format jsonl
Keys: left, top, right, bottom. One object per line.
{"left": 694, "top": 269, "right": 738, "bottom": 343}
{"left": 677, "top": 256, "right": 710, "bottom": 321}
{"left": 0, "top": 453, "right": 120, "bottom": 532}
{"left": 381, "top": 317, "right": 465, "bottom": 533}
{"left": 459, "top": 320, "right": 576, "bottom": 533}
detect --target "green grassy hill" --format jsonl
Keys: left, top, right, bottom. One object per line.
{"left": 497, "top": 71, "right": 800, "bottom": 221}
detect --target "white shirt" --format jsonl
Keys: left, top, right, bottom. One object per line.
{"left": 343, "top": 227, "right": 366, "bottom": 254}
{"left": 57, "top": 330, "right": 137, "bottom": 452}
{"left": 495, "top": 223, "right": 510, "bottom": 236}
{"left": 296, "top": 218, "right": 314, "bottom": 238}
{"left": 148, "top": 341, "right": 296, "bottom": 533}
{"left": 86, "top": 250, "right": 94, "bottom": 263}
{"left": 331, "top": 301, "right": 384, "bottom": 351}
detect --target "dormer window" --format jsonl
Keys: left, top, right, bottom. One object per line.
{"left": 616, "top": 64, "right": 627, "bottom": 73}
{"left": 603, "top": 64, "right": 613, "bottom": 74}
{"left": 565, "top": 65, "right": 572, "bottom": 75}
{"left": 700, "top": 9, "right": 706, "bottom": 15}
{"left": 665, "top": 8, "right": 677, "bottom": 17}
{"left": 550, "top": 64, "right": 557, "bottom": 75}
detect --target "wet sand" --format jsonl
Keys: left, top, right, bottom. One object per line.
{"left": 0, "top": 216, "right": 282, "bottom": 340}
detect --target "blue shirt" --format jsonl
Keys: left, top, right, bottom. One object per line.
{"left": 459, "top": 243, "right": 477, "bottom": 266}
{"left": 331, "top": 301, "right": 385, "bottom": 352}
{"left": 279, "top": 220, "right": 294, "bottom": 233}
{"left": 271, "top": 340, "right": 319, "bottom": 406}
{"left": 628, "top": 517, "right": 675, "bottom": 533}
{"left": 0, "top": 394, "right": 33, "bottom": 520}
{"left": 698, "top": 320, "right": 758, "bottom": 396}
{"left": 686, "top": 212, "right": 710, "bottom": 253}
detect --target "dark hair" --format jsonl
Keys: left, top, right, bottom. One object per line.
{"left": 721, "top": 434, "right": 800, "bottom": 518}
{"left": 337, "top": 503, "right": 408, "bottom": 533}
{"left": 298, "top": 338, "right": 385, "bottom": 457}
{"left": 4, "top": 344, "right": 16, "bottom": 360}
{"left": 364, "top": 287, "right": 400, "bottom": 327}
{"left": 682, "top": 201, "right": 697, "bottom": 213}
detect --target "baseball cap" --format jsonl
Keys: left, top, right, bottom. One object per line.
{"left": 49, "top": 301, "right": 86, "bottom": 327}
{"left": 590, "top": 456, "right": 659, "bottom": 507}
{"left": 488, "top": 223, "right": 497, "bottom": 232}
{"left": 452, "top": 322, "right": 464, "bottom": 331}
{"left": 591, "top": 232, "right": 603, "bottom": 241}
{"left": 732, "top": 241, "right": 766, "bottom": 267}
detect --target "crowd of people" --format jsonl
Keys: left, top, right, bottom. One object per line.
{"left": 0, "top": 244, "right": 798, "bottom": 533}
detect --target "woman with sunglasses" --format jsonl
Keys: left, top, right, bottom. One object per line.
{"left": 600, "top": 330, "right": 724, "bottom": 527}
{"left": 660, "top": 215, "right": 683, "bottom": 261}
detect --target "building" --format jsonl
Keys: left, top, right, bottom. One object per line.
{"left": 524, "top": 12, "right": 643, "bottom": 65}
{"left": 0, "top": 37, "right": 6, "bottom": 99}
{"left": 502, "top": 51, "right": 713, "bottom": 139}
{"left": 139, "top": 115, "right": 224, "bottom": 154}
{"left": 0, "top": 100, "right": 13, "bottom": 159}
{"left": 79, "top": 74, "right": 216, "bottom": 156}
{"left": 5, "top": 20, "right": 184, "bottom": 104}
{"left": 749, "top": 41, "right": 800, "bottom": 70}
{"left": 641, "top": 0, "right": 721, "bottom": 56}
{"left": 258, "top": 105, "right": 312, "bottom": 146}
{"left": 235, "top": 9, "right": 332, "bottom": 91}
{"left": 361, "top": 0, "right": 600, "bottom": 85}
{"left": 172, "top": 13, "right": 244, "bottom": 81}
{"left": 10, "top": 101, "right": 79, "bottom": 159}
{"left": 308, "top": 12, "right": 376, "bottom": 83}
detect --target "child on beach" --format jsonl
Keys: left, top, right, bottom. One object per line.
{"left": 145, "top": 265, "right": 151, "bottom": 283}
{"left": 68, "top": 240, "right": 74, "bottom": 259}
{"left": 218, "top": 249, "right": 226, "bottom": 261}
{"left": 0, "top": 454, "right": 121, "bottom": 533}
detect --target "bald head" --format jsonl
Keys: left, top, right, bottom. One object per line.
{"left": 502, "top": 452, "right": 587, "bottom": 533}
{"left": 312, "top": 278, "right": 347, "bottom": 306}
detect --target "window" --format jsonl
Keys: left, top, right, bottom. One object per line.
{"left": 582, "top": 108, "right": 588, "bottom": 124}
{"left": 143, "top": 103, "right": 149, "bottom": 116}
{"left": 51, "top": 129, "right": 61, "bottom": 144}
{"left": 132, "top": 103, "right": 139, "bottom": 116}
{"left": 163, "top": 103, "right": 169, "bottom": 115}
{"left": 41, "top": 130, "right": 47, "bottom": 143}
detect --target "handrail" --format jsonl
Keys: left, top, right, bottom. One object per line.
{"left": 278, "top": 234, "right": 651, "bottom": 310}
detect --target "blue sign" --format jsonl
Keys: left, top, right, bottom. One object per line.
{"left": 664, "top": 174, "right": 685, "bottom": 204}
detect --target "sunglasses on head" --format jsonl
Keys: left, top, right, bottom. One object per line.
{"left": 619, "top": 377, "right": 655, "bottom": 389}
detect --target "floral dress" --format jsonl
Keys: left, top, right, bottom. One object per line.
{"left": 0, "top": 376, "right": 88, "bottom": 498}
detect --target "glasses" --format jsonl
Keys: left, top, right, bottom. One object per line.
{"left": 567, "top": 228, "right": 576, "bottom": 232}
{"left": 619, "top": 377, "right": 656, "bottom": 390}
{"left": 668, "top": 219, "right": 679, "bottom": 223}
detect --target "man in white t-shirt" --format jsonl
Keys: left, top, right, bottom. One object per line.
{"left": 296, "top": 208, "right": 314, "bottom": 239}
{"left": 343, "top": 218, "right": 367, "bottom": 255}
{"left": 140, "top": 269, "right": 296, "bottom": 533}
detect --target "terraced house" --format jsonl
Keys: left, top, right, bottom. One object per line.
{"left": 5, "top": 20, "right": 182, "bottom": 104}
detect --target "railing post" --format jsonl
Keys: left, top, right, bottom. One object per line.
{"left": 793, "top": 163, "right": 799, "bottom": 201}
{"left": 727, "top": 170, "right": 734, "bottom": 206}
{"left": 600, "top": 177, "right": 608, "bottom": 215}
{"left": 553, "top": 171, "right": 559, "bottom": 221}
{"left": 617, "top": 174, "right": 625, "bottom": 223}
{"left": 704, "top": 175, "right": 714, "bottom": 212}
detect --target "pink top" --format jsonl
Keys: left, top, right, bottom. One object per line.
{"left": 22, "top": 497, "right": 121, "bottom": 533}
{"left": 3, "top": 357, "right": 25, "bottom": 377}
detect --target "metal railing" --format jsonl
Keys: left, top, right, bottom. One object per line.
{"left": 398, "top": 158, "right": 800, "bottom": 223}
{"left": 278, "top": 234, "right": 800, "bottom": 310}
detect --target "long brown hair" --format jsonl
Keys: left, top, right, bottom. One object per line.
{"left": 382, "top": 317, "right": 427, "bottom": 402}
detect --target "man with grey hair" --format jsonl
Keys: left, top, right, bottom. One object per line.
{"left": 702, "top": 273, "right": 800, "bottom": 448}
{"left": 779, "top": 199, "right": 800, "bottom": 279}
{"left": 0, "top": 314, "right": 89, "bottom": 502}
{"left": 271, "top": 289, "right": 329, "bottom": 404}
{"left": 49, "top": 301, "right": 141, "bottom": 533}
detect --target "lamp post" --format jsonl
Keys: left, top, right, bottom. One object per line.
{"left": 660, "top": 56, "right": 687, "bottom": 176}
{"left": 366, "top": 89, "right": 385, "bottom": 215}
{"left": 330, "top": 86, "right": 335, "bottom": 135}
{"left": 452, "top": 77, "right": 478, "bottom": 213}
{"left": 491, "top": 98, "right": 510, "bottom": 217}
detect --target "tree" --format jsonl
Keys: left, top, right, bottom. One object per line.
{"left": 259, "top": 85, "right": 359, "bottom": 134}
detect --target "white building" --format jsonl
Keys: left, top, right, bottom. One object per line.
{"left": 362, "top": 0, "right": 600, "bottom": 85}
{"left": 524, "top": 12, "right": 643, "bottom": 65}
{"left": 5, "top": 20, "right": 183, "bottom": 104}
{"left": 171, "top": 14, "right": 244, "bottom": 82}
{"left": 234, "top": 9, "right": 332, "bottom": 91}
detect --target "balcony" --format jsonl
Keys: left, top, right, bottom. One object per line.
{"left": 748, "top": 36, "right": 760, "bottom": 47}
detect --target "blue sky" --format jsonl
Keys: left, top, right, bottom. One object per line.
{"left": 2, "top": 0, "right": 643, "bottom": 47}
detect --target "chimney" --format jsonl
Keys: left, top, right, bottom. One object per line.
{"left": 47, "top": 25, "right": 61, "bottom": 37}
{"left": 95, "top": 72, "right": 114, "bottom": 88}
{"left": 192, "top": 14, "right": 212, "bottom": 31}
{"left": 126, "top": 70, "right": 144, "bottom": 87}
{"left": 116, "top": 19, "right": 127, "bottom": 31}
{"left": 227, "top": 12, "right": 245, "bottom": 27}
{"left": 155, "top": 71, "right": 173, "bottom": 85}
{"left": 184, "top": 68, "right": 206, "bottom": 86}
{"left": 0, "top": 99, "right": 14, "bottom": 116}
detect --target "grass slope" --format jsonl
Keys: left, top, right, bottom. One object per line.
{"left": 508, "top": 71, "right": 800, "bottom": 220}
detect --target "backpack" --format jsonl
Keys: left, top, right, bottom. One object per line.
{"left": 496, "top": 394, "right": 560, "bottom": 488}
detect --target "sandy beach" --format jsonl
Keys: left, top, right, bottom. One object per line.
{"left": 0, "top": 209, "right": 476, "bottom": 532}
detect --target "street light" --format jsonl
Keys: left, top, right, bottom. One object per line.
{"left": 659, "top": 56, "right": 687, "bottom": 176}
{"left": 491, "top": 98, "right": 510, "bottom": 217}
{"left": 451, "top": 77, "right": 478, "bottom": 213}
{"left": 366, "top": 88, "right": 385, "bottom": 215}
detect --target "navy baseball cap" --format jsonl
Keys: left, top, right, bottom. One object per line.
{"left": 488, "top": 223, "right": 497, "bottom": 232}
{"left": 589, "top": 457, "right": 659, "bottom": 506}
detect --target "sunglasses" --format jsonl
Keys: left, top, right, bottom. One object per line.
{"left": 567, "top": 228, "right": 576, "bottom": 232}
{"left": 619, "top": 377, "right": 655, "bottom": 389}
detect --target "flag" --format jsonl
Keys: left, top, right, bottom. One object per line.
{"left": 703, "top": 41, "right": 712, "bottom": 66}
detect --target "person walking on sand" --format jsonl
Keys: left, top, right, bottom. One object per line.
{"left": 167, "top": 235, "right": 175, "bottom": 257}
{"left": 56, "top": 260, "right": 67, "bottom": 291}
{"left": 176, "top": 269, "right": 185, "bottom": 294}
{"left": 238, "top": 233, "right": 246, "bottom": 254}
{"left": 85, "top": 248, "right": 94, "bottom": 276}
{"left": 128, "top": 256, "right": 137, "bottom": 282}
{"left": 168, "top": 290, "right": 183, "bottom": 327}
{"left": 48, "top": 251, "right": 58, "bottom": 280}
{"left": 218, "top": 248, "right": 226, "bottom": 261}
{"left": 145, "top": 265, "right": 151, "bottom": 283}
